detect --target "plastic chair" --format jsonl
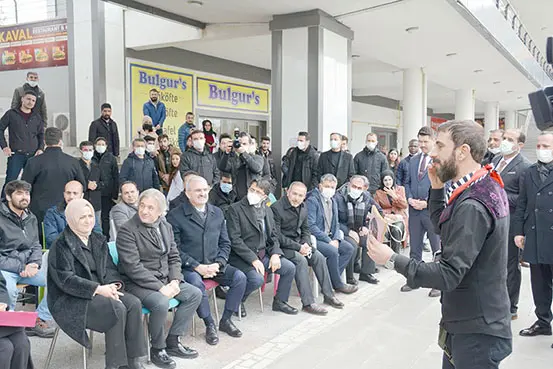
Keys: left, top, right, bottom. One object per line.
{"left": 191, "top": 279, "right": 220, "bottom": 336}
{"left": 237, "top": 271, "right": 279, "bottom": 319}
{"left": 44, "top": 327, "right": 94, "bottom": 369}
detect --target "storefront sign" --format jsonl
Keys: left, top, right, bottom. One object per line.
{"left": 0, "top": 19, "right": 68, "bottom": 71}
{"left": 197, "top": 77, "right": 269, "bottom": 113}
{"left": 129, "top": 62, "right": 193, "bottom": 145}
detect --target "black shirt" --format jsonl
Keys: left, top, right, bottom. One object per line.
{"left": 291, "top": 149, "right": 307, "bottom": 182}
{"left": 82, "top": 242, "right": 100, "bottom": 283}
{"left": 329, "top": 150, "right": 341, "bottom": 172}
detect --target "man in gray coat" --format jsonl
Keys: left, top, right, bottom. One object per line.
{"left": 109, "top": 181, "right": 139, "bottom": 240}
{"left": 179, "top": 130, "right": 220, "bottom": 185}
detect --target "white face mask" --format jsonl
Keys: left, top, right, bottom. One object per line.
{"left": 146, "top": 144, "right": 156, "bottom": 153}
{"left": 82, "top": 151, "right": 93, "bottom": 161}
{"left": 95, "top": 145, "right": 106, "bottom": 154}
{"left": 488, "top": 147, "right": 501, "bottom": 155}
{"left": 193, "top": 139, "right": 205, "bottom": 151}
{"left": 321, "top": 187, "right": 336, "bottom": 199}
{"left": 536, "top": 149, "right": 553, "bottom": 164}
{"left": 330, "top": 140, "right": 341, "bottom": 150}
{"left": 247, "top": 192, "right": 263, "bottom": 206}
{"left": 500, "top": 140, "right": 516, "bottom": 156}
{"left": 349, "top": 188, "right": 363, "bottom": 200}
{"left": 27, "top": 80, "right": 38, "bottom": 88}
{"left": 366, "top": 142, "right": 377, "bottom": 151}
{"left": 297, "top": 141, "right": 307, "bottom": 150}
{"left": 135, "top": 147, "right": 146, "bottom": 156}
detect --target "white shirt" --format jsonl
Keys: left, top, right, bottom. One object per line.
{"left": 166, "top": 171, "right": 184, "bottom": 204}
{"left": 496, "top": 153, "right": 518, "bottom": 173}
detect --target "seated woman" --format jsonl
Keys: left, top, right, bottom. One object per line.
{"left": 0, "top": 272, "right": 34, "bottom": 369}
{"left": 47, "top": 199, "right": 147, "bottom": 369}
{"left": 166, "top": 152, "right": 184, "bottom": 203}
{"left": 116, "top": 189, "right": 202, "bottom": 369}
{"left": 373, "top": 170, "right": 408, "bottom": 253}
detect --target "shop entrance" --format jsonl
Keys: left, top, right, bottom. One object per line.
{"left": 198, "top": 116, "right": 267, "bottom": 141}
{"left": 372, "top": 127, "right": 398, "bottom": 154}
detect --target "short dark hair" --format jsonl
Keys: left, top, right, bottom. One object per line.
{"left": 298, "top": 131, "right": 310, "bottom": 141}
{"left": 26, "top": 71, "right": 38, "bottom": 78}
{"left": 189, "top": 129, "right": 204, "bottom": 139}
{"left": 186, "top": 112, "right": 194, "bottom": 116}
{"left": 101, "top": 103, "right": 111, "bottom": 110}
{"left": 94, "top": 137, "right": 107, "bottom": 145}
{"left": 251, "top": 178, "right": 272, "bottom": 195}
{"left": 158, "top": 134, "right": 169, "bottom": 142}
{"left": 5, "top": 180, "right": 31, "bottom": 198}
{"left": 45, "top": 127, "right": 62, "bottom": 146}
{"left": 120, "top": 181, "right": 138, "bottom": 192}
{"left": 408, "top": 139, "right": 419, "bottom": 147}
{"left": 221, "top": 171, "right": 232, "bottom": 179}
{"left": 144, "top": 136, "right": 156, "bottom": 143}
{"left": 79, "top": 140, "right": 94, "bottom": 149}
{"left": 23, "top": 90, "right": 37, "bottom": 98}
{"left": 149, "top": 88, "right": 159, "bottom": 93}
{"left": 417, "top": 126, "right": 434, "bottom": 138}
{"left": 261, "top": 136, "right": 270, "bottom": 142}
{"left": 437, "top": 120, "right": 487, "bottom": 163}
{"left": 220, "top": 133, "right": 232, "bottom": 141}
{"left": 342, "top": 135, "right": 349, "bottom": 143}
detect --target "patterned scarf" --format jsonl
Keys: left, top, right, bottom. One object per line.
{"left": 536, "top": 162, "right": 553, "bottom": 184}
{"left": 347, "top": 194, "right": 366, "bottom": 231}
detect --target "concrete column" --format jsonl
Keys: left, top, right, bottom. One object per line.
{"left": 402, "top": 68, "right": 426, "bottom": 154}
{"left": 484, "top": 101, "right": 499, "bottom": 136}
{"left": 505, "top": 110, "right": 517, "bottom": 129}
{"left": 455, "top": 88, "right": 475, "bottom": 121}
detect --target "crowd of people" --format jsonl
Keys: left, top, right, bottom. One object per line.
{"left": 0, "top": 71, "right": 552, "bottom": 369}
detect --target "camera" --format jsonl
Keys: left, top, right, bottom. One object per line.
{"left": 232, "top": 140, "right": 242, "bottom": 149}
{"left": 528, "top": 37, "right": 553, "bottom": 131}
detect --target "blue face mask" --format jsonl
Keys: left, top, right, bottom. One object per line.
{"left": 220, "top": 183, "right": 233, "bottom": 194}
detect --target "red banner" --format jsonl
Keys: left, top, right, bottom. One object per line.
{"left": 0, "top": 19, "right": 67, "bottom": 71}
{"left": 430, "top": 117, "right": 447, "bottom": 131}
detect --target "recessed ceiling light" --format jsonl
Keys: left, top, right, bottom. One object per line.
{"left": 493, "top": 81, "right": 501, "bottom": 84}
{"left": 473, "top": 69, "right": 483, "bottom": 73}
{"left": 541, "top": 26, "right": 548, "bottom": 31}
{"left": 446, "top": 53, "right": 457, "bottom": 57}
{"left": 352, "top": 54, "right": 361, "bottom": 59}
{"left": 506, "top": 90, "right": 514, "bottom": 93}
{"left": 517, "top": 96, "right": 523, "bottom": 100}
{"left": 405, "top": 26, "right": 419, "bottom": 34}
{"left": 187, "top": 0, "right": 203, "bottom": 6}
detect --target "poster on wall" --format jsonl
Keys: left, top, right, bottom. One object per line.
{"left": 129, "top": 62, "right": 193, "bottom": 146}
{"left": 196, "top": 77, "right": 269, "bottom": 113}
{"left": 430, "top": 117, "right": 447, "bottom": 131}
{"left": 0, "top": 19, "right": 68, "bottom": 71}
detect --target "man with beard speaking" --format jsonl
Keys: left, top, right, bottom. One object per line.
{"left": 368, "top": 120, "right": 512, "bottom": 369}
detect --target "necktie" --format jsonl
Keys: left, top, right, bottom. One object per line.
{"left": 418, "top": 154, "right": 427, "bottom": 180}
{"left": 497, "top": 159, "right": 507, "bottom": 173}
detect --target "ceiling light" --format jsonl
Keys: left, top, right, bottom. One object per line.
{"left": 473, "top": 69, "right": 483, "bottom": 73}
{"left": 446, "top": 53, "right": 457, "bottom": 57}
{"left": 506, "top": 90, "right": 514, "bottom": 94}
{"left": 187, "top": 0, "right": 203, "bottom": 6}
{"left": 517, "top": 96, "right": 523, "bottom": 100}
{"left": 405, "top": 26, "right": 419, "bottom": 34}
{"left": 352, "top": 54, "right": 360, "bottom": 59}
{"left": 493, "top": 81, "right": 501, "bottom": 84}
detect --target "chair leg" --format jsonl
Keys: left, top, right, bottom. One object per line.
{"left": 258, "top": 287, "right": 263, "bottom": 313}
{"left": 238, "top": 303, "right": 242, "bottom": 321}
{"left": 43, "top": 327, "right": 60, "bottom": 369}
{"left": 192, "top": 315, "right": 196, "bottom": 337}
{"left": 212, "top": 289, "right": 220, "bottom": 325}
{"left": 88, "top": 330, "right": 93, "bottom": 358}
{"left": 143, "top": 315, "right": 151, "bottom": 364}
{"left": 82, "top": 345, "right": 87, "bottom": 369}
{"left": 311, "top": 268, "right": 319, "bottom": 299}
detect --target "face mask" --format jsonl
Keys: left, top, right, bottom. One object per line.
{"left": 27, "top": 80, "right": 38, "bottom": 88}
{"left": 247, "top": 192, "right": 263, "bottom": 206}
{"left": 143, "top": 124, "right": 153, "bottom": 131}
{"left": 321, "top": 188, "right": 336, "bottom": 199}
{"left": 488, "top": 147, "right": 501, "bottom": 155}
{"left": 193, "top": 139, "right": 205, "bottom": 151}
{"left": 366, "top": 142, "right": 377, "bottom": 151}
{"left": 135, "top": 147, "right": 146, "bottom": 156}
{"left": 95, "top": 145, "right": 106, "bottom": 154}
{"left": 349, "top": 188, "right": 363, "bottom": 200}
{"left": 220, "top": 183, "right": 233, "bottom": 194}
{"left": 537, "top": 149, "right": 553, "bottom": 164}
{"left": 500, "top": 140, "right": 516, "bottom": 156}
{"left": 146, "top": 144, "right": 155, "bottom": 152}
{"left": 330, "top": 140, "right": 341, "bottom": 150}
{"left": 297, "top": 141, "right": 307, "bottom": 150}
{"left": 82, "top": 151, "right": 93, "bottom": 161}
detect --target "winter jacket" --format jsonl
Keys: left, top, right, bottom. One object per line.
{"left": 218, "top": 152, "right": 264, "bottom": 199}
{"left": 43, "top": 203, "right": 102, "bottom": 249}
{"left": 143, "top": 101, "right": 166, "bottom": 128}
{"left": 119, "top": 152, "right": 160, "bottom": 192}
{"left": 353, "top": 148, "right": 389, "bottom": 193}
{"left": 0, "top": 108, "right": 44, "bottom": 153}
{"left": 282, "top": 145, "right": 320, "bottom": 191}
{"left": 92, "top": 151, "right": 119, "bottom": 199}
{"left": 79, "top": 159, "right": 102, "bottom": 211}
{"left": 88, "top": 118, "right": 120, "bottom": 157}
{"left": 11, "top": 84, "right": 48, "bottom": 124}
{"left": 179, "top": 148, "right": 220, "bottom": 185}
{"left": 178, "top": 123, "right": 195, "bottom": 153}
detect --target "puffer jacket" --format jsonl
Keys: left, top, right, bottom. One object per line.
{"left": 179, "top": 148, "right": 220, "bottom": 185}
{"left": 353, "top": 148, "right": 389, "bottom": 194}
{"left": 119, "top": 152, "right": 160, "bottom": 192}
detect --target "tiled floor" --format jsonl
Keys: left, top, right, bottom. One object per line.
{"left": 29, "top": 255, "right": 553, "bottom": 369}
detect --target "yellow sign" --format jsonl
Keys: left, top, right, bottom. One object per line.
{"left": 129, "top": 62, "right": 193, "bottom": 146}
{"left": 197, "top": 77, "right": 269, "bottom": 113}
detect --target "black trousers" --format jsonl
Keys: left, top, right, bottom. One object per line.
{"left": 101, "top": 196, "right": 114, "bottom": 238}
{"left": 442, "top": 333, "right": 511, "bottom": 369}
{"left": 506, "top": 227, "right": 521, "bottom": 314}
{"left": 529, "top": 263, "right": 553, "bottom": 327}
{"left": 0, "top": 327, "right": 33, "bottom": 369}
{"left": 345, "top": 234, "right": 375, "bottom": 279}
{"left": 86, "top": 293, "right": 147, "bottom": 368}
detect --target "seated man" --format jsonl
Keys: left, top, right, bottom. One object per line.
{"left": 168, "top": 171, "right": 200, "bottom": 212}
{"left": 272, "top": 181, "right": 344, "bottom": 313}
{"left": 0, "top": 180, "right": 55, "bottom": 338}
{"left": 44, "top": 180, "right": 101, "bottom": 249}
{"left": 167, "top": 176, "right": 246, "bottom": 346}
{"left": 109, "top": 181, "right": 139, "bottom": 239}
{"left": 226, "top": 179, "right": 297, "bottom": 316}
{"left": 335, "top": 175, "right": 381, "bottom": 285}
{"left": 208, "top": 171, "right": 237, "bottom": 217}
{"left": 306, "top": 174, "right": 358, "bottom": 294}
{"left": 117, "top": 189, "right": 202, "bottom": 369}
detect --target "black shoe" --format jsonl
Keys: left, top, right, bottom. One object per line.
{"left": 219, "top": 319, "right": 243, "bottom": 337}
{"left": 150, "top": 349, "right": 176, "bottom": 369}
{"left": 323, "top": 296, "right": 344, "bottom": 309}
{"left": 166, "top": 343, "right": 199, "bottom": 359}
{"left": 272, "top": 299, "right": 298, "bottom": 315}
{"left": 335, "top": 284, "right": 358, "bottom": 294}
{"left": 346, "top": 278, "right": 358, "bottom": 286}
{"left": 302, "top": 304, "right": 328, "bottom": 316}
{"left": 400, "top": 284, "right": 419, "bottom": 292}
{"left": 428, "top": 288, "right": 441, "bottom": 298}
{"left": 374, "top": 267, "right": 380, "bottom": 273}
{"left": 233, "top": 302, "right": 247, "bottom": 318}
{"left": 519, "top": 323, "right": 552, "bottom": 337}
{"left": 359, "top": 273, "right": 379, "bottom": 284}
{"left": 205, "top": 324, "right": 219, "bottom": 345}
{"left": 127, "top": 357, "right": 146, "bottom": 369}
{"left": 215, "top": 285, "right": 228, "bottom": 300}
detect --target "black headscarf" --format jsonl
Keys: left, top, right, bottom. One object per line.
{"left": 379, "top": 170, "right": 396, "bottom": 190}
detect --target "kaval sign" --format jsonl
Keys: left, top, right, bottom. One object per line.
{"left": 197, "top": 77, "right": 269, "bottom": 113}
{"left": 129, "top": 63, "right": 193, "bottom": 145}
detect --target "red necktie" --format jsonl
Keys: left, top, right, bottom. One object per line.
{"left": 418, "top": 154, "right": 427, "bottom": 180}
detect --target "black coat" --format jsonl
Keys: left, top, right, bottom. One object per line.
{"left": 92, "top": 151, "right": 119, "bottom": 199}
{"left": 166, "top": 201, "right": 231, "bottom": 270}
{"left": 88, "top": 118, "right": 120, "bottom": 157}
{"left": 79, "top": 159, "right": 102, "bottom": 211}
{"left": 179, "top": 149, "right": 220, "bottom": 185}
{"left": 0, "top": 272, "right": 7, "bottom": 304}
{"left": 116, "top": 214, "right": 183, "bottom": 300}
{"left": 482, "top": 150, "right": 499, "bottom": 166}
{"left": 208, "top": 184, "right": 237, "bottom": 217}
{"left": 169, "top": 193, "right": 188, "bottom": 212}
{"left": 47, "top": 228, "right": 122, "bottom": 348}
{"left": 119, "top": 153, "right": 160, "bottom": 192}
{"left": 353, "top": 148, "right": 389, "bottom": 194}
{"left": 492, "top": 153, "right": 532, "bottom": 213}
{"left": 513, "top": 164, "right": 553, "bottom": 264}
{"left": 282, "top": 146, "right": 319, "bottom": 191}
{"left": 0, "top": 108, "right": 44, "bottom": 154}
{"left": 219, "top": 152, "right": 265, "bottom": 199}
{"left": 271, "top": 196, "right": 312, "bottom": 259}
{"left": 318, "top": 150, "right": 355, "bottom": 188}
{"left": 226, "top": 197, "right": 283, "bottom": 272}
{"left": 22, "top": 147, "right": 86, "bottom": 222}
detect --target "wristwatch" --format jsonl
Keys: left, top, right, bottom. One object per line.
{"left": 385, "top": 253, "right": 397, "bottom": 270}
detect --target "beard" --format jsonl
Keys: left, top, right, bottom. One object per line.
{"left": 435, "top": 153, "right": 458, "bottom": 183}
{"left": 12, "top": 200, "right": 29, "bottom": 211}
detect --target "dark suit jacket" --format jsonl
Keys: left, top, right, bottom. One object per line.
{"left": 88, "top": 118, "right": 120, "bottom": 157}
{"left": 271, "top": 196, "right": 312, "bottom": 259}
{"left": 492, "top": 153, "right": 532, "bottom": 213}
{"left": 166, "top": 201, "right": 231, "bottom": 271}
{"left": 513, "top": 164, "right": 553, "bottom": 264}
{"left": 318, "top": 150, "right": 354, "bottom": 188}
{"left": 226, "top": 197, "right": 283, "bottom": 272}
{"left": 404, "top": 153, "right": 431, "bottom": 214}
{"left": 116, "top": 214, "right": 183, "bottom": 300}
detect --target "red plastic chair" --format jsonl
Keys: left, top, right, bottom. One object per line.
{"left": 191, "top": 279, "right": 220, "bottom": 336}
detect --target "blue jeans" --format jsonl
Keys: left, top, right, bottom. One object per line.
{"left": 1, "top": 152, "right": 32, "bottom": 198}
{"left": 242, "top": 256, "right": 296, "bottom": 302}
{"left": 442, "top": 333, "right": 512, "bottom": 369}
{"left": 316, "top": 239, "right": 354, "bottom": 289}
{"left": 1, "top": 257, "right": 52, "bottom": 321}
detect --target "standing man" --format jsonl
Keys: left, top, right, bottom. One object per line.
{"left": 179, "top": 130, "right": 220, "bottom": 185}
{"left": 353, "top": 133, "right": 389, "bottom": 194}
{"left": 396, "top": 139, "right": 419, "bottom": 186}
{"left": 403, "top": 126, "right": 441, "bottom": 294}
{"left": 155, "top": 134, "right": 179, "bottom": 194}
{"left": 318, "top": 133, "right": 355, "bottom": 189}
{"left": 492, "top": 129, "right": 531, "bottom": 321}
{"left": 214, "top": 134, "right": 232, "bottom": 167}
{"left": 257, "top": 136, "right": 276, "bottom": 181}
{"left": 119, "top": 139, "right": 160, "bottom": 192}
{"left": 92, "top": 137, "right": 119, "bottom": 237}
{"left": 0, "top": 90, "right": 44, "bottom": 198}
{"left": 368, "top": 120, "right": 512, "bottom": 369}
{"left": 341, "top": 136, "right": 350, "bottom": 153}
{"left": 481, "top": 129, "right": 503, "bottom": 166}
{"left": 22, "top": 127, "right": 85, "bottom": 225}
{"left": 178, "top": 112, "right": 195, "bottom": 153}
{"left": 11, "top": 71, "right": 48, "bottom": 125}
{"left": 88, "top": 103, "right": 120, "bottom": 158}
{"left": 282, "top": 132, "right": 319, "bottom": 191}
{"left": 513, "top": 132, "right": 553, "bottom": 345}
{"left": 78, "top": 142, "right": 102, "bottom": 221}
{"left": 143, "top": 89, "right": 166, "bottom": 136}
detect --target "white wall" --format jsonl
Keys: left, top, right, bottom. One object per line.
{"left": 350, "top": 101, "right": 402, "bottom": 154}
